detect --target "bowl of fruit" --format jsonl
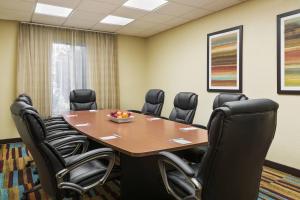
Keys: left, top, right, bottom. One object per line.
{"left": 108, "top": 111, "right": 134, "bottom": 123}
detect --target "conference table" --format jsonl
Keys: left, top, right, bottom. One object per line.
{"left": 63, "top": 109, "right": 208, "bottom": 200}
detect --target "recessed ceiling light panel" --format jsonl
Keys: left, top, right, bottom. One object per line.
{"left": 123, "top": 0, "right": 168, "bottom": 11}
{"left": 35, "top": 3, "right": 73, "bottom": 17}
{"left": 100, "top": 15, "right": 134, "bottom": 26}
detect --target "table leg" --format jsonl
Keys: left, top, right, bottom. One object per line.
{"left": 120, "top": 153, "right": 173, "bottom": 200}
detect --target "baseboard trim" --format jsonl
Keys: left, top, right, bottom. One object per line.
{"left": 265, "top": 160, "right": 300, "bottom": 177}
{"left": 0, "top": 138, "right": 22, "bottom": 144}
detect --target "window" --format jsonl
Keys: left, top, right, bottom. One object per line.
{"left": 51, "top": 43, "right": 87, "bottom": 115}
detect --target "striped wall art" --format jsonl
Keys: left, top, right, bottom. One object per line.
{"left": 207, "top": 26, "right": 243, "bottom": 92}
{"left": 277, "top": 9, "right": 300, "bottom": 94}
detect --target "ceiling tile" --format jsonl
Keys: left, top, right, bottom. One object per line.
{"left": 63, "top": 10, "right": 103, "bottom": 29}
{"left": 67, "top": 10, "right": 105, "bottom": 21}
{"left": 169, "top": 0, "right": 213, "bottom": 8}
{"left": 145, "top": 24, "right": 172, "bottom": 33}
{"left": 38, "top": 0, "right": 81, "bottom": 8}
{"left": 181, "top": 8, "right": 212, "bottom": 20}
{"left": 117, "top": 27, "right": 144, "bottom": 36}
{"left": 93, "top": 23, "right": 122, "bottom": 32}
{"left": 77, "top": 0, "right": 120, "bottom": 14}
{"left": 0, "top": 0, "right": 35, "bottom": 12}
{"left": 124, "top": 19, "right": 157, "bottom": 30}
{"left": 32, "top": 14, "right": 66, "bottom": 25}
{"left": 164, "top": 17, "right": 191, "bottom": 26}
{"left": 112, "top": 6, "right": 148, "bottom": 19}
{"left": 201, "top": 0, "right": 242, "bottom": 11}
{"left": 64, "top": 20, "right": 97, "bottom": 29}
{"left": 141, "top": 13, "right": 175, "bottom": 24}
{"left": 92, "top": 0, "right": 127, "bottom": 6}
{"left": 23, "top": 0, "right": 37, "bottom": 2}
{"left": 155, "top": 2, "right": 195, "bottom": 17}
{"left": 0, "top": 8, "right": 32, "bottom": 21}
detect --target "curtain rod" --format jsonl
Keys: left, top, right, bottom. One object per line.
{"left": 20, "top": 22, "right": 118, "bottom": 35}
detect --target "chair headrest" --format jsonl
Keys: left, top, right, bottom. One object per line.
{"left": 18, "top": 93, "right": 33, "bottom": 106}
{"left": 218, "top": 99, "right": 279, "bottom": 117}
{"left": 16, "top": 96, "right": 32, "bottom": 106}
{"left": 10, "top": 101, "right": 38, "bottom": 117}
{"left": 145, "top": 89, "right": 164, "bottom": 104}
{"left": 173, "top": 92, "right": 198, "bottom": 110}
{"left": 70, "top": 89, "right": 96, "bottom": 103}
{"left": 213, "top": 93, "right": 248, "bottom": 110}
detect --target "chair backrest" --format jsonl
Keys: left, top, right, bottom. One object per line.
{"left": 18, "top": 93, "right": 33, "bottom": 106}
{"left": 141, "top": 89, "right": 165, "bottom": 116}
{"left": 198, "top": 99, "right": 278, "bottom": 200}
{"left": 212, "top": 93, "right": 248, "bottom": 110}
{"left": 169, "top": 92, "right": 198, "bottom": 124}
{"left": 70, "top": 89, "right": 97, "bottom": 111}
{"left": 10, "top": 101, "right": 65, "bottom": 198}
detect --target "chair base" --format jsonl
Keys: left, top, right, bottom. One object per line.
{"left": 120, "top": 153, "right": 173, "bottom": 200}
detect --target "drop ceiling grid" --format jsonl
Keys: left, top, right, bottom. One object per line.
{"left": 0, "top": 0, "right": 247, "bottom": 37}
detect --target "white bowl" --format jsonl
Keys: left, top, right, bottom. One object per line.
{"left": 108, "top": 115, "right": 134, "bottom": 123}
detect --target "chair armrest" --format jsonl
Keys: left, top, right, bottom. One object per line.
{"left": 158, "top": 151, "right": 202, "bottom": 200}
{"left": 46, "top": 130, "right": 79, "bottom": 141}
{"left": 46, "top": 124, "right": 70, "bottom": 132}
{"left": 45, "top": 120, "right": 67, "bottom": 127}
{"left": 50, "top": 116, "right": 64, "bottom": 120}
{"left": 44, "top": 116, "right": 64, "bottom": 121}
{"left": 127, "top": 109, "right": 142, "bottom": 114}
{"left": 56, "top": 148, "right": 116, "bottom": 194}
{"left": 48, "top": 135, "right": 87, "bottom": 148}
{"left": 159, "top": 151, "right": 195, "bottom": 177}
{"left": 48, "top": 135, "right": 89, "bottom": 157}
{"left": 65, "top": 148, "right": 114, "bottom": 167}
{"left": 192, "top": 124, "right": 207, "bottom": 130}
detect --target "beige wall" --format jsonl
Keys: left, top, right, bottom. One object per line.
{"left": 0, "top": 20, "right": 18, "bottom": 139}
{"left": 118, "top": 35, "right": 147, "bottom": 111}
{"left": 146, "top": 0, "right": 300, "bottom": 168}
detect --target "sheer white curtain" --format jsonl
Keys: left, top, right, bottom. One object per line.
{"left": 51, "top": 43, "right": 88, "bottom": 115}
{"left": 18, "top": 23, "right": 119, "bottom": 117}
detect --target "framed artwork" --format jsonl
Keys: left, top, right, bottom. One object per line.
{"left": 207, "top": 26, "right": 243, "bottom": 92}
{"left": 277, "top": 9, "right": 300, "bottom": 94}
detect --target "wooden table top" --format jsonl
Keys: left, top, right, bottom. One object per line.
{"left": 63, "top": 109, "right": 208, "bottom": 157}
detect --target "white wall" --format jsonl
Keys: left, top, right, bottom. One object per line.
{"left": 146, "top": 0, "right": 300, "bottom": 168}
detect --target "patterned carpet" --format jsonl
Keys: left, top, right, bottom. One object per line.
{"left": 0, "top": 143, "right": 299, "bottom": 200}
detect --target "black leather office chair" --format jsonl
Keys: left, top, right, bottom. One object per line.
{"left": 193, "top": 93, "right": 248, "bottom": 129}
{"left": 169, "top": 92, "right": 198, "bottom": 124}
{"left": 158, "top": 99, "right": 278, "bottom": 200}
{"left": 16, "top": 95, "right": 80, "bottom": 140}
{"left": 18, "top": 94, "right": 65, "bottom": 125}
{"left": 130, "top": 89, "right": 165, "bottom": 117}
{"left": 183, "top": 93, "right": 248, "bottom": 163}
{"left": 11, "top": 101, "right": 120, "bottom": 200}
{"left": 13, "top": 100, "right": 87, "bottom": 157}
{"left": 70, "top": 89, "right": 97, "bottom": 111}
{"left": 212, "top": 93, "right": 248, "bottom": 109}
